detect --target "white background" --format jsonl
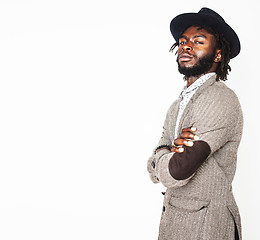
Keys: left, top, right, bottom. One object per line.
{"left": 0, "top": 0, "right": 259, "bottom": 239}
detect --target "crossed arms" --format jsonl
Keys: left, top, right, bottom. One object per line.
{"left": 147, "top": 88, "right": 243, "bottom": 188}
{"left": 148, "top": 127, "right": 211, "bottom": 188}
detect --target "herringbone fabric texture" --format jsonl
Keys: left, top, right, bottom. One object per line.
{"left": 147, "top": 75, "right": 243, "bottom": 239}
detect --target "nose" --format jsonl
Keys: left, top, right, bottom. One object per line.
{"left": 182, "top": 44, "right": 192, "bottom": 51}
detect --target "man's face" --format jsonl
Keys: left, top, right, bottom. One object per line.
{"left": 177, "top": 26, "right": 219, "bottom": 77}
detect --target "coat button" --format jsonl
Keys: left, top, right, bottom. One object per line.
{"left": 151, "top": 161, "right": 155, "bottom": 168}
{"left": 162, "top": 206, "right": 166, "bottom": 212}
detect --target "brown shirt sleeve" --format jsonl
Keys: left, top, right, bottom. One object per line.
{"left": 168, "top": 140, "right": 211, "bottom": 180}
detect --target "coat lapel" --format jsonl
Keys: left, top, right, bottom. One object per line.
{"left": 177, "top": 75, "right": 217, "bottom": 136}
{"left": 171, "top": 98, "right": 181, "bottom": 140}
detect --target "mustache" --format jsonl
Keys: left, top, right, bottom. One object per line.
{"left": 177, "top": 50, "right": 196, "bottom": 59}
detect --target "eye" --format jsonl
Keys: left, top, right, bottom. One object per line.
{"left": 195, "top": 41, "right": 204, "bottom": 44}
{"left": 179, "top": 41, "right": 186, "bottom": 45}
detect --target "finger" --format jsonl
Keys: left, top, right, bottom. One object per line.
{"left": 180, "top": 131, "right": 194, "bottom": 139}
{"left": 171, "top": 147, "right": 184, "bottom": 153}
{"left": 174, "top": 138, "right": 186, "bottom": 146}
{"left": 174, "top": 139, "right": 194, "bottom": 147}
{"left": 180, "top": 131, "right": 200, "bottom": 140}
{"left": 182, "top": 127, "right": 197, "bottom": 133}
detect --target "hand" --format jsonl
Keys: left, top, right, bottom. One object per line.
{"left": 171, "top": 127, "right": 199, "bottom": 153}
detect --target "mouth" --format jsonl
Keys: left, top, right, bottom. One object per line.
{"left": 178, "top": 53, "right": 194, "bottom": 62}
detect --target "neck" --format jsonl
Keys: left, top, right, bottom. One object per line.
{"left": 186, "top": 75, "right": 203, "bottom": 87}
{"left": 186, "top": 70, "right": 216, "bottom": 87}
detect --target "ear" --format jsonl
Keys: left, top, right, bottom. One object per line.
{"left": 214, "top": 49, "right": 222, "bottom": 63}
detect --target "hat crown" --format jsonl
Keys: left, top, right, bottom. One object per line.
{"left": 199, "top": 7, "right": 225, "bottom": 22}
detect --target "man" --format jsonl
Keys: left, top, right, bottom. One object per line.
{"left": 147, "top": 8, "right": 243, "bottom": 240}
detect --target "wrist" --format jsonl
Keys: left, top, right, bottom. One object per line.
{"left": 154, "top": 145, "right": 171, "bottom": 154}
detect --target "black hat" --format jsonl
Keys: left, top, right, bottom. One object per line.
{"left": 170, "top": 7, "right": 240, "bottom": 59}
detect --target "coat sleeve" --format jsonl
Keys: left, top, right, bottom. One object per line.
{"left": 191, "top": 87, "right": 243, "bottom": 156}
{"left": 147, "top": 108, "right": 172, "bottom": 184}
{"left": 149, "top": 149, "right": 194, "bottom": 188}
{"left": 147, "top": 100, "right": 193, "bottom": 188}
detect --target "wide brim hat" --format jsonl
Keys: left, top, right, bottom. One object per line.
{"left": 170, "top": 7, "right": 240, "bottom": 59}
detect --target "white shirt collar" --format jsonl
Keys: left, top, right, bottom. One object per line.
{"left": 180, "top": 72, "right": 216, "bottom": 98}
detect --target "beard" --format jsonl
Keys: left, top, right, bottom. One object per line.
{"left": 177, "top": 51, "right": 215, "bottom": 78}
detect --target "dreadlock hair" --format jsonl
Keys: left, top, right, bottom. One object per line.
{"left": 169, "top": 25, "right": 232, "bottom": 81}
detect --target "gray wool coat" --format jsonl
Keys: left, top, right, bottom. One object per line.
{"left": 147, "top": 75, "right": 243, "bottom": 240}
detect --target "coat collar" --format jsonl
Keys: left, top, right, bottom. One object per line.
{"left": 188, "top": 74, "right": 217, "bottom": 103}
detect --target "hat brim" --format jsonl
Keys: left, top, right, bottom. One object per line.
{"left": 170, "top": 13, "right": 240, "bottom": 59}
